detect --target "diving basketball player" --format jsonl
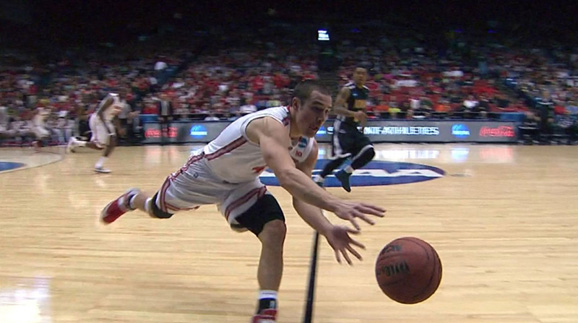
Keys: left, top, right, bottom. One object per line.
{"left": 99, "top": 80, "right": 385, "bottom": 322}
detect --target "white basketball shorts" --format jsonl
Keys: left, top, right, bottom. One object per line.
{"left": 154, "top": 153, "right": 269, "bottom": 228}
{"left": 89, "top": 114, "right": 115, "bottom": 147}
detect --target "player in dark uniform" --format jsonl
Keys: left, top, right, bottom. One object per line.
{"left": 314, "top": 67, "right": 375, "bottom": 192}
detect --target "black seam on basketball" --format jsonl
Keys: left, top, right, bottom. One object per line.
{"left": 376, "top": 237, "right": 442, "bottom": 304}
{"left": 412, "top": 238, "right": 440, "bottom": 302}
{"left": 386, "top": 238, "right": 439, "bottom": 302}
{"left": 400, "top": 238, "right": 431, "bottom": 302}
{"left": 376, "top": 255, "right": 406, "bottom": 286}
{"left": 432, "top": 247, "right": 443, "bottom": 290}
{"left": 414, "top": 239, "right": 437, "bottom": 302}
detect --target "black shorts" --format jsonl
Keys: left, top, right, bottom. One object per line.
{"left": 148, "top": 192, "right": 285, "bottom": 237}
{"left": 332, "top": 121, "right": 372, "bottom": 158}
{"left": 235, "top": 194, "right": 285, "bottom": 236}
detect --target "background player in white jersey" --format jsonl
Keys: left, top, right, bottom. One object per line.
{"left": 31, "top": 106, "right": 52, "bottom": 151}
{"left": 0, "top": 106, "right": 9, "bottom": 139}
{"left": 99, "top": 80, "right": 385, "bottom": 323}
{"left": 67, "top": 93, "right": 124, "bottom": 173}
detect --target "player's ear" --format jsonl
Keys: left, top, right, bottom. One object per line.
{"left": 291, "top": 97, "right": 301, "bottom": 111}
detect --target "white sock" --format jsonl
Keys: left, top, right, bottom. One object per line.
{"left": 257, "top": 290, "right": 278, "bottom": 312}
{"left": 76, "top": 140, "right": 86, "bottom": 147}
{"left": 313, "top": 174, "right": 324, "bottom": 183}
{"left": 345, "top": 165, "right": 354, "bottom": 174}
{"left": 259, "top": 290, "right": 278, "bottom": 300}
{"left": 95, "top": 156, "right": 107, "bottom": 168}
{"left": 129, "top": 195, "right": 138, "bottom": 210}
{"left": 144, "top": 198, "right": 152, "bottom": 214}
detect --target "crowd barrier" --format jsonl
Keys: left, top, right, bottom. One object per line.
{"left": 141, "top": 118, "right": 520, "bottom": 144}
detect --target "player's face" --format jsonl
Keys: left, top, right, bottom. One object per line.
{"left": 295, "top": 90, "right": 332, "bottom": 138}
{"left": 354, "top": 68, "right": 367, "bottom": 85}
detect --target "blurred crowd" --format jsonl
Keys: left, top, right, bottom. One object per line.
{"left": 1, "top": 26, "right": 578, "bottom": 147}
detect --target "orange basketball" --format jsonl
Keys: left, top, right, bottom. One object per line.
{"left": 375, "top": 237, "right": 442, "bottom": 304}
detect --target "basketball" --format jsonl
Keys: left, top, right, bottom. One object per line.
{"left": 375, "top": 237, "right": 442, "bottom": 304}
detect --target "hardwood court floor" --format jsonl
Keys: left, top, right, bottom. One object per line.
{"left": 1, "top": 143, "right": 577, "bottom": 323}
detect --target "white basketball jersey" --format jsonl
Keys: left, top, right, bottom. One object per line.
{"left": 33, "top": 108, "right": 49, "bottom": 127}
{"left": 97, "top": 93, "right": 122, "bottom": 121}
{"left": 192, "top": 106, "right": 315, "bottom": 184}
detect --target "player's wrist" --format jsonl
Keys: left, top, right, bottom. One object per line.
{"left": 323, "top": 197, "right": 343, "bottom": 214}
{"left": 316, "top": 221, "right": 333, "bottom": 236}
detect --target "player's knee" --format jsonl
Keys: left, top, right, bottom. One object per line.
{"left": 358, "top": 145, "right": 375, "bottom": 161}
{"left": 235, "top": 194, "right": 285, "bottom": 236}
{"left": 148, "top": 195, "right": 174, "bottom": 219}
{"left": 151, "top": 210, "right": 173, "bottom": 219}
{"left": 367, "top": 147, "right": 376, "bottom": 159}
{"left": 259, "top": 220, "right": 287, "bottom": 246}
{"left": 351, "top": 145, "right": 375, "bottom": 169}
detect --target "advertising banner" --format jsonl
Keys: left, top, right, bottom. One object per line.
{"left": 143, "top": 120, "right": 519, "bottom": 144}
{"left": 143, "top": 122, "right": 229, "bottom": 144}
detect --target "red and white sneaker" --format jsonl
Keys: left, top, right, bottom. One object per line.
{"left": 100, "top": 188, "right": 140, "bottom": 224}
{"left": 251, "top": 309, "right": 277, "bottom": 323}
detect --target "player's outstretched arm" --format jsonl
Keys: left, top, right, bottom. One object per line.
{"left": 291, "top": 141, "right": 334, "bottom": 234}
{"left": 248, "top": 117, "right": 385, "bottom": 230}
{"left": 292, "top": 144, "right": 367, "bottom": 264}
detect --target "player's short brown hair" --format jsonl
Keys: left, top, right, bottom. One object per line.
{"left": 292, "top": 79, "right": 331, "bottom": 104}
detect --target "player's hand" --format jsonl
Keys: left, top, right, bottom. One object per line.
{"left": 325, "top": 225, "right": 365, "bottom": 265}
{"left": 353, "top": 111, "right": 367, "bottom": 124}
{"left": 333, "top": 201, "right": 385, "bottom": 231}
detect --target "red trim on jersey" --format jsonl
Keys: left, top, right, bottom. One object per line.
{"left": 165, "top": 201, "right": 181, "bottom": 211}
{"left": 282, "top": 106, "right": 290, "bottom": 126}
{"left": 158, "top": 177, "right": 171, "bottom": 212}
{"left": 164, "top": 204, "right": 199, "bottom": 212}
{"left": 158, "top": 177, "right": 198, "bottom": 212}
{"left": 205, "top": 136, "right": 247, "bottom": 161}
{"left": 225, "top": 186, "right": 267, "bottom": 220}
{"left": 170, "top": 153, "right": 204, "bottom": 180}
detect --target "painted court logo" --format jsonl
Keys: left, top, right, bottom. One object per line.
{"left": 260, "top": 160, "right": 445, "bottom": 187}
{"left": 0, "top": 161, "right": 26, "bottom": 173}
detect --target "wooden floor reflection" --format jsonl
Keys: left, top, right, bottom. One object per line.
{"left": 1, "top": 143, "right": 577, "bottom": 322}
